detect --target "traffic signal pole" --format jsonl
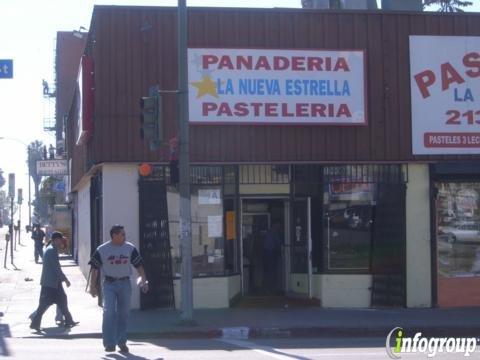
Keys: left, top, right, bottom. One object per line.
{"left": 178, "top": 0, "right": 193, "bottom": 322}
{"left": 28, "top": 146, "right": 32, "bottom": 228}
{"left": 9, "top": 196, "right": 14, "bottom": 265}
{"left": 138, "top": 0, "right": 192, "bottom": 322}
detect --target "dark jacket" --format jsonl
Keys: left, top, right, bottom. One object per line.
{"left": 40, "top": 243, "right": 67, "bottom": 289}
{"left": 31, "top": 229, "right": 46, "bottom": 243}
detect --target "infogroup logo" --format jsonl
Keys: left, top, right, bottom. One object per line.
{"left": 385, "top": 327, "right": 477, "bottom": 358}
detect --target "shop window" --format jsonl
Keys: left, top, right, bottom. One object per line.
{"left": 436, "top": 182, "right": 480, "bottom": 278}
{"left": 167, "top": 185, "right": 228, "bottom": 277}
{"left": 323, "top": 182, "right": 375, "bottom": 271}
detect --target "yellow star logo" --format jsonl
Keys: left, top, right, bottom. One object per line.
{"left": 191, "top": 75, "right": 218, "bottom": 99}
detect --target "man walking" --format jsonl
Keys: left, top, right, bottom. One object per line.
{"left": 30, "top": 231, "right": 78, "bottom": 331}
{"left": 31, "top": 224, "right": 46, "bottom": 263}
{"left": 88, "top": 224, "right": 149, "bottom": 353}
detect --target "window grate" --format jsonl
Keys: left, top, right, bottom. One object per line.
{"left": 324, "top": 165, "right": 408, "bottom": 184}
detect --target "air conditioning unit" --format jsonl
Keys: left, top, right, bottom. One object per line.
{"left": 340, "top": 0, "right": 378, "bottom": 10}
{"left": 301, "top": 0, "right": 331, "bottom": 9}
{"left": 382, "top": 0, "right": 422, "bottom": 11}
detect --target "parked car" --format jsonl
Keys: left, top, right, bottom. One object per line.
{"left": 441, "top": 223, "right": 480, "bottom": 243}
{"left": 329, "top": 205, "right": 373, "bottom": 230}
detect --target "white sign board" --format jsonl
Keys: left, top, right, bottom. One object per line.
{"left": 198, "top": 189, "right": 221, "bottom": 205}
{"left": 36, "top": 160, "right": 68, "bottom": 176}
{"left": 188, "top": 48, "right": 366, "bottom": 125}
{"left": 208, "top": 215, "right": 223, "bottom": 238}
{"left": 410, "top": 36, "right": 480, "bottom": 154}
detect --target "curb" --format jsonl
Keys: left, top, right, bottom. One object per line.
{"left": 16, "top": 326, "right": 480, "bottom": 340}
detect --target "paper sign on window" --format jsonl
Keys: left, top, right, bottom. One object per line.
{"left": 199, "top": 189, "right": 221, "bottom": 205}
{"left": 208, "top": 215, "right": 223, "bottom": 238}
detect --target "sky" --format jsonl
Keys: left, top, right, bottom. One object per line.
{"left": 0, "top": 0, "right": 479, "bottom": 224}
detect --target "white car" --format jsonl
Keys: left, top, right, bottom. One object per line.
{"left": 443, "top": 223, "right": 480, "bottom": 243}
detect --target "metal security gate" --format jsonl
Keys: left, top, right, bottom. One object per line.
{"left": 371, "top": 183, "right": 407, "bottom": 307}
{"left": 139, "top": 180, "right": 175, "bottom": 309}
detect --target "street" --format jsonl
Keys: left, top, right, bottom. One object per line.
{"left": 3, "top": 337, "right": 480, "bottom": 359}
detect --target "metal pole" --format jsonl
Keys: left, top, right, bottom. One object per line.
{"left": 10, "top": 197, "right": 14, "bottom": 264}
{"left": 18, "top": 204, "right": 21, "bottom": 246}
{"left": 28, "top": 146, "right": 32, "bottom": 228}
{"left": 4, "top": 232, "right": 9, "bottom": 268}
{"left": 13, "top": 221, "right": 16, "bottom": 251}
{"left": 178, "top": 0, "right": 193, "bottom": 322}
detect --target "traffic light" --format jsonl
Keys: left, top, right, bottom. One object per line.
{"left": 140, "top": 91, "right": 162, "bottom": 151}
{"left": 17, "top": 189, "right": 23, "bottom": 205}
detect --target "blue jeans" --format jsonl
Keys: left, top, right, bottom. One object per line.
{"left": 102, "top": 278, "right": 131, "bottom": 347}
{"left": 31, "top": 285, "right": 74, "bottom": 327}
{"left": 34, "top": 241, "right": 44, "bottom": 262}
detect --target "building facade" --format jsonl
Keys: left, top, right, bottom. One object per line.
{"left": 66, "top": 5, "right": 480, "bottom": 309}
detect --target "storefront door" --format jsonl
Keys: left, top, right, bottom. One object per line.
{"left": 291, "top": 198, "right": 313, "bottom": 298}
{"left": 240, "top": 198, "right": 287, "bottom": 296}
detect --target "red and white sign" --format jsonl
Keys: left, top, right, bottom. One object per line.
{"left": 76, "top": 55, "right": 95, "bottom": 145}
{"left": 188, "top": 48, "right": 366, "bottom": 125}
{"left": 410, "top": 36, "right": 480, "bottom": 155}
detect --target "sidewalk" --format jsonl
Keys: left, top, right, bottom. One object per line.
{"left": 2, "top": 225, "right": 480, "bottom": 340}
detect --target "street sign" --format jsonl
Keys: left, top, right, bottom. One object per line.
{"left": 0, "top": 60, "right": 13, "bottom": 79}
{"left": 52, "top": 181, "right": 65, "bottom": 192}
{"left": 36, "top": 159, "right": 68, "bottom": 176}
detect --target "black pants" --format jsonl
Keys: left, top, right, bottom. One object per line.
{"left": 31, "top": 285, "right": 73, "bottom": 327}
{"left": 34, "top": 241, "right": 43, "bottom": 262}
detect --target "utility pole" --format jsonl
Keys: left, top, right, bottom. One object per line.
{"left": 8, "top": 173, "right": 15, "bottom": 266}
{"left": 27, "top": 146, "right": 32, "bottom": 228}
{"left": 178, "top": 0, "right": 193, "bottom": 322}
{"left": 17, "top": 188, "right": 22, "bottom": 245}
{"left": 9, "top": 195, "right": 14, "bottom": 263}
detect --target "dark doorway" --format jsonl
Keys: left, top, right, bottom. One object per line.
{"left": 241, "top": 199, "right": 285, "bottom": 296}
{"left": 371, "top": 183, "right": 407, "bottom": 307}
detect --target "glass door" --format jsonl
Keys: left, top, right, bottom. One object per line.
{"left": 291, "top": 197, "right": 313, "bottom": 298}
{"left": 241, "top": 212, "right": 270, "bottom": 295}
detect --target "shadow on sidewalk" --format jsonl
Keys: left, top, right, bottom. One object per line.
{"left": 3, "top": 264, "right": 20, "bottom": 271}
{"left": 101, "top": 353, "right": 160, "bottom": 360}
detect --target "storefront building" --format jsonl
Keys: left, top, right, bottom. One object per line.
{"left": 66, "top": 6, "right": 480, "bottom": 309}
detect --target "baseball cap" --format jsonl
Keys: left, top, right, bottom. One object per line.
{"left": 51, "top": 231, "right": 64, "bottom": 240}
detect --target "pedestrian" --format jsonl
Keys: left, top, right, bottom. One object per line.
{"left": 88, "top": 224, "right": 149, "bottom": 353}
{"left": 28, "top": 233, "right": 67, "bottom": 324}
{"left": 30, "top": 231, "right": 78, "bottom": 331}
{"left": 31, "top": 224, "right": 46, "bottom": 263}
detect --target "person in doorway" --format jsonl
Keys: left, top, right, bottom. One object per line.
{"left": 263, "top": 222, "right": 283, "bottom": 294}
{"left": 31, "top": 224, "right": 46, "bottom": 263}
{"left": 29, "top": 231, "right": 78, "bottom": 331}
{"left": 88, "top": 224, "right": 149, "bottom": 353}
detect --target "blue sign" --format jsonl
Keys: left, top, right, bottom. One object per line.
{"left": 53, "top": 181, "right": 65, "bottom": 192}
{"left": 0, "top": 60, "right": 13, "bottom": 79}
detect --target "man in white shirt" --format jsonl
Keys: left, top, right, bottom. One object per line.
{"left": 88, "top": 224, "right": 148, "bottom": 353}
